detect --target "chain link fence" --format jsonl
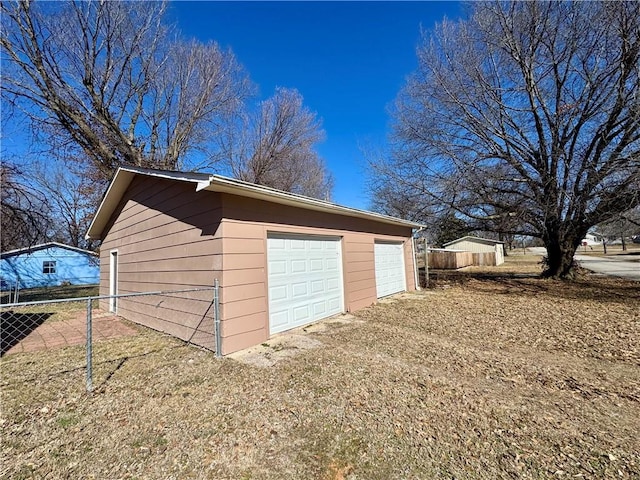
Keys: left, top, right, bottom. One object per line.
{"left": 0, "top": 283, "right": 219, "bottom": 393}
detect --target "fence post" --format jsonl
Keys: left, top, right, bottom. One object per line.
{"left": 86, "top": 298, "right": 93, "bottom": 393}
{"left": 424, "top": 238, "right": 430, "bottom": 288}
{"left": 214, "top": 279, "right": 222, "bottom": 358}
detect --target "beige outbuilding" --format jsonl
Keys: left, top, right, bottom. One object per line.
{"left": 86, "top": 167, "right": 422, "bottom": 354}
{"left": 443, "top": 236, "right": 505, "bottom": 266}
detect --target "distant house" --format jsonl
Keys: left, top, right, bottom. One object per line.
{"left": 443, "top": 236, "right": 505, "bottom": 266}
{"left": 581, "top": 233, "right": 603, "bottom": 246}
{"left": 0, "top": 243, "right": 99, "bottom": 290}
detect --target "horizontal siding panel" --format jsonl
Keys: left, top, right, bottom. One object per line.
{"left": 344, "top": 242, "right": 374, "bottom": 253}
{"left": 345, "top": 269, "right": 375, "bottom": 283}
{"left": 118, "top": 255, "right": 219, "bottom": 272}
{"left": 221, "top": 220, "right": 265, "bottom": 239}
{"left": 189, "top": 331, "right": 216, "bottom": 351}
{"left": 348, "top": 286, "right": 377, "bottom": 303}
{"left": 346, "top": 251, "right": 375, "bottom": 263}
{"left": 222, "top": 328, "right": 268, "bottom": 355}
{"left": 345, "top": 261, "right": 374, "bottom": 274}
{"left": 119, "top": 295, "right": 214, "bottom": 320}
{"left": 117, "top": 243, "right": 221, "bottom": 264}
{"left": 101, "top": 224, "right": 197, "bottom": 250}
{"left": 221, "top": 312, "right": 267, "bottom": 337}
{"left": 220, "top": 297, "right": 266, "bottom": 320}
{"left": 347, "top": 278, "right": 376, "bottom": 293}
{"left": 222, "top": 237, "right": 264, "bottom": 254}
{"left": 220, "top": 268, "right": 264, "bottom": 287}
{"left": 116, "top": 304, "right": 202, "bottom": 335}
{"left": 115, "top": 270, "right": 218, "bottom": 286}
{"left": 107, "top": 214, "right": 221, "bottom": 247}
{"left": 223, "top": 253, "right": 265, "bottom": 270}
{"left": 110, "top": 206, "right": 222, "bottom": 239}
{"left": 115, "top": 272, "right": 218, "bottom": 289}
{"left": 116, "top": 278, "right": 219, "bottom": 291}
{"left": 221, "top": 282, "right": 265, "bottom": 303}
{"left": 114, "top": 181, "right": 217, "bottom": 226}
{"left": 349, "top": 297, "right": 375, "bottom": 312}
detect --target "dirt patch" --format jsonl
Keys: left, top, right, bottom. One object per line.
{"left": 230, "top": 314, "right": 362, "bottom": 367}
{"left": 1, "top": 269, "right": 638, "bottom": 479}
{"left": 230, "top": 334, "right": 322, "bottom": 368}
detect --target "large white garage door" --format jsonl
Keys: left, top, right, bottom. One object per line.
{"left": 267, "top": 235, "right": 344, "bottom": 335}
{"left": 375, "top": 242, "right": 406, "bottom": 298}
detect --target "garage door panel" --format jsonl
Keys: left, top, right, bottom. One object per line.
{"left": 310, "top": 259, "right": 323, "bottom": 271}
{"left": 293, "top": 305, "right": 310, "bottom": 322}
{"left": 291, "top": 239, "right": 305, "bottom": 249}
{"left": 269, "top": 238, "right": 286, "bottom": 249}
{"left": 291, "top": 259, "right": 307, "bottom": 273}
{"left": 312, "top": 301, "right": 327, "bottom": 316}
{"left": 375, "top": 242, "right": 406, "bottom": 298}
{"left": 311, "top": 279, "right": 324, "bottom": 293}
{"left": 268, "top": 235, "right": 344, "bottom": 335}
{"left": 292, "top": 282, "right": 308, "bottom": 297}
{"left": 271, "top": 310, "right": 289, "bottom": 329}
{"left": 270, "top": 285, "right": 287, "bottom": 301}
{"left": 327, "top": 278, "right": 340, "bottom": 291}
{"left": 268, "top": 259, "right": 286, "bottom": 275}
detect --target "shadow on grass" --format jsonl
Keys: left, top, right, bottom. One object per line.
{"left": 0, "top": 311, "right": 53, "bottom": 356}
{"left": 420, "top": 268, "right": 640, "bottom": 304}
{"left": 0, "top": 339, "right": 199, "bottom": 393}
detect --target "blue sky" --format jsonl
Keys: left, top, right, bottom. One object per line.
{"left": 168, "top": 1, "right": 462, "bottom": 209}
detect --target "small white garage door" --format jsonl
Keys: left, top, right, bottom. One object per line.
{"left": 374, "top": 241, "right": 406, "bottom": 298}
{"left": 267, "top": 235, "right": 344, "bottom": 335}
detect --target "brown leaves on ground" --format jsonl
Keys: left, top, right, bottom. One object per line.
{"left": 1, "top": 266, "right": 638, "bottom": 479}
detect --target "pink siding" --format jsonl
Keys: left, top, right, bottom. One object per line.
{"left": 217, "top": 193, "right": 416, "bottom": 354}
{"left": 99, "top": 176, "right": 223, "bottom": 351}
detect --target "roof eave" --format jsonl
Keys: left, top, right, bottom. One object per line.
{"left": 86, "top": 167, "right": 210, "bottom": 240}
{"left": 86, "top": 167, "right": 425, "bottom": 240}
{"left": 198, "top": 175, "right": 424, "bottom": 229}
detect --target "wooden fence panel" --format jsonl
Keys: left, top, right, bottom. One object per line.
{"left": 428, "top": 251, "right": 474, "bottom": 269}
{"left": 472, "top": 252, "right": 496, "bottom": 266}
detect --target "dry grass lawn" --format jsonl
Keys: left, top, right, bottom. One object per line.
{"left": 1, "top": 257, "right": 638, "bottom": 479}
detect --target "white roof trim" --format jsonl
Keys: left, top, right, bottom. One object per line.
{"left": 1, "top": 242, "right": 98, "bottom": 258}
{"left": 443, "top": 235, "right": 505, "bottom": 247}
{"left": 86, "top": 167, "right": 424, "bottom": 239}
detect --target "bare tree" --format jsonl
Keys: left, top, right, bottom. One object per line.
{"left": 224, "top": 88, "right": 333, "bottom": 199}
{"left": 1, "top": 0, "right": 251, "bottom": 179}
{"left": 597, "top": 205, "right": 640, "bottom": 250}
{"left": 31, "top": 159, "right": 99, "bottom": 249}
{"left": 0, "top": 161, "right": 50, "bottom": 251}
{"left": 371, "top": 1, "right": 640, "bottom": 278}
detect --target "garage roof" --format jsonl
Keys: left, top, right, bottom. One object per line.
{"left": 443, "top": 236, "right": 505, "bottom": 247}
{"left": 1, "top": 242, "right": 98, "bottom": 259}
{"left": 86, "top": 166, "right": 424, "bottom": 239}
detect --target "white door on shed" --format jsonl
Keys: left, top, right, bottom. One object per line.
{"left": 267, "top": 235, "right": 344, "bottom": 335}
{"left": 374, "top": 242, "right": 406, "bottom": 298}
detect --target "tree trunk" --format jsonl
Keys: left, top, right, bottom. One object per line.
{"left": 541, "top": 228, "right": 585, "bottom": 279}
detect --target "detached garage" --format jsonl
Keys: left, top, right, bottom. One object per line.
{"left": 86, "top": 167, "right": 422, "bottom": 355}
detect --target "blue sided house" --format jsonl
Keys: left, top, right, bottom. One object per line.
{"left": 1, "top": 242, "right": 99, "bottom": 290}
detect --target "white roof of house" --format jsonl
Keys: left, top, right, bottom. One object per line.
{"left": 86, "top": 166, "right": 424, "bottom": 239}
{"left": 443, "top": 236, "right": 505, "bottom": 247}
{"left": 1, "top": 242, "right": 98, "bottom": 259}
